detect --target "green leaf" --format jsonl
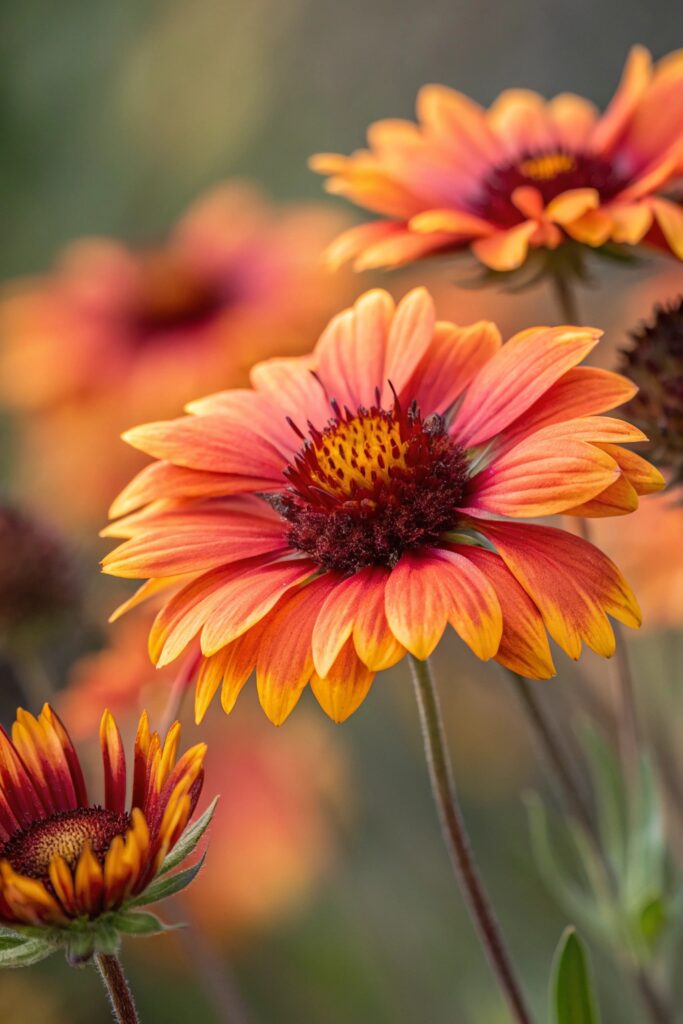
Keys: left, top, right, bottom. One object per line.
{"left": 128, "top": 854, "right": 206, "bottom": 908}
{"left": 639, "top": 897, "right": 667, "bottom": 950}
{"left": 551, "top": 927, "right": 601, "bottom": 1024}
{"left": 0, "top": 938, "right": 56, "bottom": 968}
{"left": 157, "top": 797, "right": 218, "bottom": 877}
{"left": 112, "top": 911, "right": 180, "bottom": 936}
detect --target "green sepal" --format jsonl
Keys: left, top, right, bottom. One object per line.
{"left": 157, "top": 797, "right": 218, "bottom": 877}
{"left": 128, "top": 853, "right": 206, "bottom": 908}
{"left": 0, "top": 937, "right": 56, "bottom": 968}
{"left": 550, "top": 927, "right": 601, "bottom": 1024}
{"left": 111, "top": 910, "right": 181, "bottom": 936}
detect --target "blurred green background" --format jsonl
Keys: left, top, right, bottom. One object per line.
{"left": 1, "top": 2, "right": 683, "bottom": 1022}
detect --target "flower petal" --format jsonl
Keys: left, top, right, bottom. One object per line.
{"left": 99, "top": 710, "right": 127, "bottom": 815}
{"left": 471, "top": 222, "right": 537, "bottom": 272}
{"left": 452, "top": 326, "right": 601, "bottom": 448}
{"left": 310, "top": 640, "right": 376, "bottom": 723}
{"left": 403, "top": 319, "right": 502, "bottom": 416}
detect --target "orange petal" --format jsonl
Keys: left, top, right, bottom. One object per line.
{"left": 591, "top": 45, "right": 652, "bottom": 153}
{"left": 463, "top": 547, "right": 555, "bottom": 679}
{"left": 650, "top": 197, "right": 683, "bottom": 259}
{"left": 100, "top": 710, "right": 127, "bottom": 814}
{"left": 471, "top": 221, "right": 537, "bottom": 271}
{"left": 310, "top": 639, "right": 376, "bottom": 723}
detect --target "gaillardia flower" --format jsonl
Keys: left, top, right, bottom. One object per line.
{"left": 0, "top": 182, "right": 352, "bottom": 527}
{"left": 0, "top": 705, "right": 213, "bottom": 966}
{"left": 619, "top": 296, "right": 683, "bottom": 486}
{"left": 311, "top": 46, "right": 683, "bottom": 273}
{"left": 103, "top": 288, "right": 664, "bottom": 724}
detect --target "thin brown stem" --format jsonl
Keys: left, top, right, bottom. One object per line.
{"left": 575, "top": 516, "right": 641, "bottom": 778}
{"left": 158, "top": 646, "right": 202, "bottom": 737}
{"left": 95, "top": 953, "right": 140, "bottom": 1024}
{"left": 506, "top": 670, "right": 595, "bottom": 839}
{"left": 409, "top": 655, "right": 534, "bottom": 1024}
{"left": 550, "top": 268, "right": 580, "bottom": 324}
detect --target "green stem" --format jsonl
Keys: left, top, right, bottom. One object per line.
{"left": 550, "top": 267, "right": 580, "bottom": 324}
{"left": 506, "top": 670, "right": 595, "bottom": 839}
{"left": 95, "top": 953, "right": 140, "bottom": 1024}
{"left": 409, "top": 655, "right": 534, "bottom": 1024}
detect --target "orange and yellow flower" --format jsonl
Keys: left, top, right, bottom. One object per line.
{"left": 103, "top": 287, "right": 664, "bottom": 724}
{"left": 0, "top": 183, "right": 352, "bottom": 527}
{"left": 0, "top": 704, "right": 211, "bottom": 964}
{"left": 311, "top": 46, "right": 683, "bottom": 273}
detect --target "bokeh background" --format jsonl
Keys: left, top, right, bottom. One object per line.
{"left": 1, "top": 2, "right": 682, "bottom": 1021}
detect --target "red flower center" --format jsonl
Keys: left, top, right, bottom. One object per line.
{"left": 474, "top": 149, "right": 628, "bottom": 228}
{"left": 2, "top": 807, "right": 130, "bottom": 883}
{"left": 270, "top": 393, "right": 469, "bottom": 573}
{"left": 131, "top": 250, "right": 226, "bottom": 344}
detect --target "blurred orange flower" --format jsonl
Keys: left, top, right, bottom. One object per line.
{"left": 185, "top": 706, "right": 347, "bottom": 942}
{"left": 0, "top": 183, "right": 352, "bottom": 527}
{"left": 311, "top": 46, "right": 683, "bottom": 273}
{"left": 592, "top": 495, "right": 683, "bottom": 630}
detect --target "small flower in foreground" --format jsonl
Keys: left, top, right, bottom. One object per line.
{"left": 619, "top": 296, "right": 683, "bottom": 486}
{"left": 311, "top": 46, "right": 683, "bottom": 274}
{"left": 103, "top": 288, "right": 664, "bottom": 724}
{"left": 0, "top": 705, "right": 213, "bottom": 966}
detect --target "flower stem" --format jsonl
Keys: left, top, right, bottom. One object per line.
{"left": 549, "top": 271, "right": 642, "bottom": 782}
{"left": 505, "top": 670, "right": 595, "bottom": 839}
{"left": 409, "top": 655, "right": 534, "bottom": 1024}
{"left": 95, "top": 953, "right": 140, "bottom": 1024}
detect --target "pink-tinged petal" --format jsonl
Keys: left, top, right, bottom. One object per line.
{"left": 488, "top": 90, "right": 555, "bottom": 156}
{"left": 102, "top": 510, "right": 287, "bottom": 579}
{"left": 320, "top": 158, "right": 424, "bottom": 218}
{"left": 381, "top": 288, "right": 436, "bottom": 404}
{"left": 385, "top": 549, "right": 502, "bottom": 661}
{"left": 615, "top": 152, "right": 680, "bottom": 204}
{"left": 545, "top": 188, "right": 600, "bottom": 225}
{"left": 547, "top": 94, "right": 599, "bottom": 150}
{"left": 563, "top": 474, "right": 639, "bottom": 518}
{"left": 199, "top": 558, "right": 318, "bottom": 657}
{"left": 467, "top": 438, "right": 619, "bottom": 517}
{"left": 591, "top": 45, "right": 652, "bottom": 154}
{"left": 417, "top": 85, "right": 503, "bottom": 167}
{"left": 477, "top": 519, "right": 640, "bottom": 659}
{"left": 618, "top": 49, "right": 683, "bottom": 167}
{"left": 314, "top": 290, "right": 394, "bottom": 410}
{"left": 471, "top": 222, "right": 537, "bottom": 272}
{"left": 351, "top": 568, "right": 405, "bottom": 671}
{"left": 493, "top": 366, "right": 638, "bottom": 456}
{"left": 513, "top": 415, "right": 646, "bottom": 446}
{"left": 409, "top": 208, "right": 495, "bottom": 237}
{"left": 311, "top": 568, "right": 383, "bottom": 677}
{"left": 150, "top": 558, "right": 275, "bottom": 666}
{"left": 122, "top": 415, "right": 285, "bottom": 480}
{"left": 352, "top": 227, "right": 456, "bottom": 272}
{"left": 384, "top": 551, "right": 451, "bottom": 659}
{"left": 322, "top": 221, "right": 404, "bottom": 271}
{"left": 99, "top": 711, "right": 126, "bottom": 815}
{"left": 649, "top": 197, "right": 683, "bottom": 259}
{"left": 183, "top": 389, "right": 291, "bottom": 452}
{"left": 462, "top": 546, "right": 555, "bottom": 679}
{"left": 249, "top": 357, "right": 332, "bottom": 436}
{"left": 256, "top": 576, "right": 337, "bottom": 725}
{"left": 108, "top": 461, "right": 272, "bottom": 519}
{"left": 310, "top": 639, "right": 376, "bottom": 723}
{"left": 595, "top": 443, "right": 665, "bottom": 495}
{"left": 452, "top": 326, "right": 601, "bottom": 448}
{"left": 403, "top": 320, "right": 502, "bottom": 415}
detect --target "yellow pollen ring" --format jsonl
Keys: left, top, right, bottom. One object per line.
{"left": 518, "top": 152, "right": 576, "bottom": 182}
{"left": 312, "top": 415, "right": 408, "bottom": 498}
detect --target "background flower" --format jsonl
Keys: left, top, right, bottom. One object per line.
{"left": 0, "top": 183, "right": 353, "bottom": 529}
{"left": 312, "top": 47, "right": 683, "bottom": 273}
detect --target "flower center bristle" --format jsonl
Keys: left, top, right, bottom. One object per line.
{"left": 474, "top": 148, "right": 628, "bottom": 228}
{"left": 2, "top": 807, "right": 130, "bottom": 883}
{"left": 269, "top": 393, "right": 469, "bottom": 573}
